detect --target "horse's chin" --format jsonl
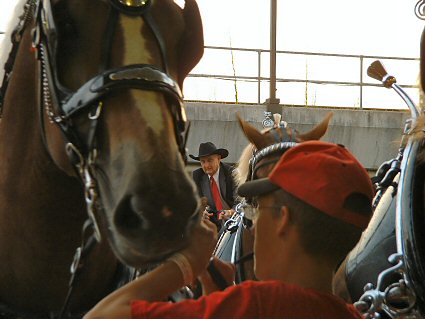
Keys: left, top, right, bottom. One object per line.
{"left": 105, "top": 212, "right": 200, "bottom": 268}
{"left": 98, "top": 176, "right": 201, "bottom": 267}
{"left": 108, "top": 237, "right": 189, "bottom": 268}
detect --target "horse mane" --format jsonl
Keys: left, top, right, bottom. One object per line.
{"left": 0, "top": 0, "right": 27, "bottom": 80}
{"left": 406, "top": 81, "right": 425, "bottom": 161}
{"left": 409, "top": 113, "right": 425, "bottom": 162}
{"left": 233, "top": 142, "right": 256, "bottom": 186}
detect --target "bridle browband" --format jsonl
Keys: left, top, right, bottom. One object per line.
{"left": 0, "top": 0, "right": 191, "bottom": 317}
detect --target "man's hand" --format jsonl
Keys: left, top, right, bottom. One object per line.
{"left": 198, "top": 257, "right": 236, "bottom": 295}
{"left": 202, "top": 209, "right": 214, "bottom": 220}
{"left": 219, "top": 209, "right": 234, "bottom": 221}
{"left": 200, "top": 196, "right": 215, "bottom": 222}
{"left": 181, "top": 219, "right": 218, "bottom": 277}
{"left": 200, "top": 196, "right": 209, "bottom": 212}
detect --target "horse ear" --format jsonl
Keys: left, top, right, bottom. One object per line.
{"left": 297, "top": 112, "right": 333, "bottom": 141}
{"left": 177, "top": 0, "right": 204, "bottom": 90}
{"left": 237, "top": 113, "right": 271, "bottom": 150}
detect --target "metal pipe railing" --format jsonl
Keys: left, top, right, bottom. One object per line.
{"left": 188, "top": 45, "right": 419, "bottom": 109}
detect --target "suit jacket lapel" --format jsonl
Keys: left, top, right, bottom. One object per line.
{"left": 201, "top": 173, "right": 214, "bottom": 208}
{"left": 219, "top": 166, "right": 227, "bottom": 201}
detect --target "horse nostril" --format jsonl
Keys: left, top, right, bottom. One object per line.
{"left": 161, "top": 207, "right": 174, "bottom": 218}
{"left": 115, "top": 196, "right": 148, "bottom": 231}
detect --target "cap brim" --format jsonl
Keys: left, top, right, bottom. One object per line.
{"left": 238, "top": 178, "right": 280, "bottom": 197}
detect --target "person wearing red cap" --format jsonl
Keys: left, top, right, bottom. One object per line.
{"left": 84, "top": 141, "right": 373, "bottom": 319}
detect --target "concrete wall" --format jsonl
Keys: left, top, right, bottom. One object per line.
{"left": 185, "top": 102, "right": 410, "bottom": 171}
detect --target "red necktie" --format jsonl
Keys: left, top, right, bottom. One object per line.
{"left": 210, "top": 177, "right": 223, "bottom": 211}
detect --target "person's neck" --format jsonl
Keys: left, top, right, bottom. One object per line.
{"left": 272, "top": 252, "right": 334, "bottom": 294}
{"left": 288, "top": 258, "right": 334, "bottom": 293}
{"left": 209, "top": 167, "right": 220, "bottom": 179}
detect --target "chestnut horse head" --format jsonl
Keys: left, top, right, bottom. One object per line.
{"left": 235, "top": 112, "right": 333, "bottom": 185}
{"left": 0, "top": 0, "right": 203, "bottom": 315}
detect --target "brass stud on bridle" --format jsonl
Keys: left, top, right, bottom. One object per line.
{"left": 111, "top": 0, "right": 151, "bottom": 15}
{"left": 117, "top": 0, "right": 149, "bottom": 7}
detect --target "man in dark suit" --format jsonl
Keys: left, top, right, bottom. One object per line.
{"left": 189, "top": 142, "right": 237, "bottom": 229}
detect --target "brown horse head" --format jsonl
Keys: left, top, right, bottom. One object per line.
{"left": 0, "top": 0, "right": 204, "bottom": 313}
{"left": 39, "top": 0, "right": 204, "bottom": 266}
{"left": 235, "top": 112, "right": 333, "bottom": 183}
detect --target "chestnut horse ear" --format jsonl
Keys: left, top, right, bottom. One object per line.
{"left": 177, "top": 0, "right": 204, "bottom": 90}
{"left": 297, "top": 112, "right": 333, "bottom": 141}
{"left": 237, "top": 113, "right": 271, "bottom": 151}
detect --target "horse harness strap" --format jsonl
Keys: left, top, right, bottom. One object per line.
{"left": 59, "top": 219, "right": 137, "bottom": 319}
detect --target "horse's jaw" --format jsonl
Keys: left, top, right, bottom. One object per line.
{"left": 105, "top": 198, "right": 200, "bottom": 267}
{"left": 107, "top": 209, "right": 200, "bottom": 267}
{"left": 94, "top": 155, "right": 200, "bottom": 267}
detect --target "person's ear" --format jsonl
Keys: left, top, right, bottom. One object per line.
{"left": 276, "top": 206, "right": 291, "bottom": 237}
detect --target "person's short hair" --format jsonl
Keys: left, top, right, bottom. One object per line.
{"left": 272, "top": 189, "right": 370, "bottom": 265}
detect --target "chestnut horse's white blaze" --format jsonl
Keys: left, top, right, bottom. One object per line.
{"left": 121, "top": 17, "right": 153, "bottom": 64}
{"left": 120, "top": 17, "right": 166, "bottom": 135}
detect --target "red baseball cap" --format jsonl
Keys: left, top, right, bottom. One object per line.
{"left": 238, "top": 141, "right": 374, "bottom": 229}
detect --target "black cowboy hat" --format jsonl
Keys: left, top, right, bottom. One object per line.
{"left": 189, "top": 142, "right": 229, "bottom": 161}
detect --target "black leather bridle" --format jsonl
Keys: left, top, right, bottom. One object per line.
{"left": 32, "top": 0, "right": 189, "bottom": 160}
{"left": 2, "top": 0, "right": 189, "bottom": 160}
